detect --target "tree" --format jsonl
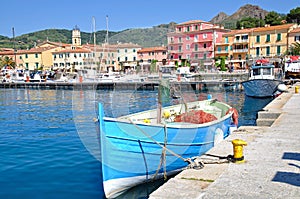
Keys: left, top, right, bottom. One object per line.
{"left": 289, "top": 42, "right": 300, "bottom": 55}
{"left": 0, "top": 56, "right": 16, "bottom": 68}
{"left": 265, "top": 11, "right": 283, "bottom": 26}
{"left": 286, "top": 7, "right": 300, "bottom": 24}
{"left": 236, "top": 17, "right": 265, "bottom": 29}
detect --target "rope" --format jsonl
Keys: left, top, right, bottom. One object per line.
{"left": 138, "top": 140, "right": 149, "bottom": 180}
{"left": 153, "top": 125, "right": 167, "bottom": 180}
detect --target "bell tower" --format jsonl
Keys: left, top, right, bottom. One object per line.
{"left": 72, "top": 25, "right": 81, "bottom": 47}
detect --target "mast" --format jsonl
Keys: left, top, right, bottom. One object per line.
{"left": 12, "top": 27, "right": 16, "bottom": 68}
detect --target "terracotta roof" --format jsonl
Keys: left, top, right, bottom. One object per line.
{"left": 16, "top": 46, "right": 57, "bottom": 54}
{"left": 224, "top": 24, "right": 297, "bottom": 36}
{"left": 178, "top": 20, "right": 208, "bottom": 26}
{"left": 52, "top": 47, "right": 91, "bottom": 54}
{"left": 137, "top": 46, "right": 167, "bottom": 53}
{"left": 289, "top": 27, "right": 300, "bottom": 33}
{"left": 252, "top": 23, "right": 295, "bottom": 32}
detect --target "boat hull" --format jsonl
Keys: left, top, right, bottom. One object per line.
{"left": 98, "top": 101, "right": 234, "bottom": 198}
{"left": 242, "top": 79, "right": 282, "bottom": 98}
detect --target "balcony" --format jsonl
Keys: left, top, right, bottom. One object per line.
{"left": 233, "top": 39, "right": 249, "bottom": 44}
{"left": 233, "top": 48, "right": 248, "bottom": 53}
{"left": 215, "top": 50, "right": 229, "bottom": 54}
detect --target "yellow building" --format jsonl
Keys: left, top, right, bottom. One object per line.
{"left": 215, "top": 28, "right": 249, "bottom": 69}
{"left": 248, "top": 24, "right": 297, "bottom": 60}
{"left": 215, "top": 23, "right": 299, "bottom": 69}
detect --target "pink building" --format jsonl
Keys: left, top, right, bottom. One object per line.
{"left": 137, "top": 46, "right": 167, "bottom": 64}
{"left": 167, "top": 20, "right": 230, "bottom": 66}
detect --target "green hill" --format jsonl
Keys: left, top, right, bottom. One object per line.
{"left": 0, "top": 23, "right": 175, "bottom": 49}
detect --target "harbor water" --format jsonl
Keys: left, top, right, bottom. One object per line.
{"left": 0, "top": 87, "right": 273, "bottom": 199}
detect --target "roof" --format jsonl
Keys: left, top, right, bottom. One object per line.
{"left": 177, "top": 20, "right": 207, "bottom": 26}
{"left": 252, "top": 23, "right": 295, "bottom": 32}
{"left": 137, "top": 46, "right": 167, "bottom": 53}
{"left": 289, "top": 27, "right": 300, "bottom": 33}
{"left": 16, "top": 46, "right": 57, "bottom": 54}
{"left": 52, "top": 47, "right": 91, "bottom": 54}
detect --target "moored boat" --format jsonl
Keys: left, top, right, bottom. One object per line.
{"left": 242, "top": 59, "right": 284, "bottom": 98}
{"left": 284, "top": 55, "right": 300, "bottom": 79}
{"left": 98, "top": 99, "right": 237, "bottom": 198}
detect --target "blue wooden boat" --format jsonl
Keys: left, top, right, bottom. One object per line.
{"left": 242, "top": 59, "right": 284, "bottom": 98}
{"left": 98, "top": 99, "right": 237, "bottom": 198}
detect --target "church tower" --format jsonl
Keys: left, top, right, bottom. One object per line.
{"left": 72, "top": 25, "right": 81, "bottom": 47}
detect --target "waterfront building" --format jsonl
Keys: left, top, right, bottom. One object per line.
{"left": 248, "top": 24, "right": 296, "bottom": 63}
{"left": 114, "top": 42, "right": 141, "bottom": 72}
{"left": 167, "top": 20, "right": 230, "bottom": 69}
{"left": 215, "top": 28, "right": 250, "bottom": 70}
{"left": 137, "top": 46, "right": 167, "bottom": 73}
{"left": 287, "top": 27, "right": 300, "bottom": 51}
{"left": 215, "top": 23, "right": 298, "bottom": 70}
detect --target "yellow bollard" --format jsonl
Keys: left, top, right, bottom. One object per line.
{"left": 232, "top": 139, "right": 247, "bottom": 163}
{"left": 295, "top": 86, "right": 299, "bottom": 94}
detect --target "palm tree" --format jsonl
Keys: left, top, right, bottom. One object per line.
{"left": 0, "top": 56, "right": 16, "bottom": 69}
{"left": 289, "top": 42, "right": 300, "bottom": 55}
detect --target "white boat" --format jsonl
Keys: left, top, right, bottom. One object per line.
{"left": 242, "top": 59, "right": 284, "bottom": 98}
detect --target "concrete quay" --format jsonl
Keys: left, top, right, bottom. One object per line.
{"left": 150, "top": 84, "right": 300, "bottom": 199}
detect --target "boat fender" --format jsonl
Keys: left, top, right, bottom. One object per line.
{"left": 227, "top": 108, "right": 238, "bottom": 126}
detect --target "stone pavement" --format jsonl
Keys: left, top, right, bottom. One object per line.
{"left": 150, "top": 85, "right": 300, "bottom": 199}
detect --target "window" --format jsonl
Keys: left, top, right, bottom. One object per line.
{"left": 204, "top": 43, "right": 207, "bottom": 48}
{"left": 125, "top": 49, "right": 128, "bottom": 53}
{"left": 195, "top": 44, "right": 198, "bottom": 51}
{"left": 25, "top": 54, "right": 28, "bottom": 58}
{"left": 225, "top": 46, "right": 228, "bottom": 52}
{"left": 35, "top": 54, "right": 38, "bottom": 58}
{"left": 266, "top": 46, "right": 270, "bottom": 56}
{"left": 225, "top": 37, "right": 228, "bottom": 43}
{"left": 295, "top": 36, "right": 300, "bottom": 41}
{"left": 256, "top": 47, "right": 260, "bottom": 56}
{"left": 19, "top": 56, "right": 22, "bottom": 59}
{"left": 186, "top": 26, "right": 190, "bottom": 32}
{"left": 35, "top": 63, "right": 39, "bottom": 68}
{"left": 133, "top": 57, "right": 136, "bottom": 61}
{"left": 178, "top": 37, "right": 182, "bottom": 43}
{"left": 203, "top": 34, "right": 207, "bottom": 39}
{"left": 194, "top": 35, "right": 198, "bottom": 42}
{"left": 187, "top": 54, "right": 190, "bottom": 59}
{"left": 203, "top": 53, "right": 207, "bottom": 60}
{"left": 178, "top": 45, "right": 182, "bottom": 52}
{"left": 195, "top": 25, "right": 198, "bottom": 30}
{"left": 218, "top": 47, "right": 221, "bottom": 52}
{"left": 277, "top": 33, "right": 281, "bottom": 41}
{"left": 186, "top": 36, "right": 190, "bottom": 40}
{"left": 256, "top": 35, "right": 260, "bottom": 43}
{"left": 133, "top": 49, "right": 136, "bottom": 52}
{"left": 195, "top": 54, "right": 198, "bottom": 59}
{"left": 277, "top": 46, "right": 281, "bottom": 55}
{"left": 178, "top": 27, "right": 182, "bottom": 32}
{"left": 186, "top": 44, "right": 190, "bottom": 50}
{"left": 25, "top": 63, "right": 29, "bottom": 69}
{"left": 266, "top": 34, "right": 270, "bottom": 42}
{"left": 238, "top": 55, "right": 242, "bottom": 60}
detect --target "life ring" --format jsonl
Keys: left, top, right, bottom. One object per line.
{"left": 227, "top": 108, "right": 238, "bottom": 126}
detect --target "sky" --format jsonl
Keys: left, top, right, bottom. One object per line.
{"left": 1, "top": 0, "right": 299, "bottom": 37}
